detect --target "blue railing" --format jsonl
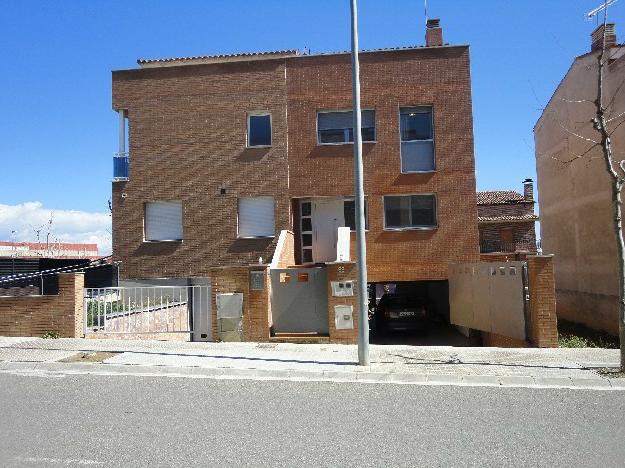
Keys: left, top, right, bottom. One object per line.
{"left": 113, "top": 152, "right": 129, "bottom": 181}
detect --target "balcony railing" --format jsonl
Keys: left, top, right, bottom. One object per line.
{"left": 480, "top": 240, "right": 538, "bottom": 254}
{"left": 113, "top": 152, "right": 129, "bottom": 181}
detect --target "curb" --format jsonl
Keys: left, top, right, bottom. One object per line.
{"left": 0, "top": 361, "right": 622, "bottom": 391}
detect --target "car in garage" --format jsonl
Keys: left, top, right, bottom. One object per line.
{"left": 375, "top": 294, "right": 428, "bottom": 332}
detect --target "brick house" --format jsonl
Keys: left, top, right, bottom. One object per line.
{"left": 477, "top": 179, "right": 539, "bottom": 255}
{"left": 110, "top": 19, "right": 480, "bottom": 342}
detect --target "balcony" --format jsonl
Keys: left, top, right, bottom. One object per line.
{"left": 480, "top": 240, "right": 538, "bottom": 254}
{"left": 113, "top": 152, "right": 129, "bottom": 181}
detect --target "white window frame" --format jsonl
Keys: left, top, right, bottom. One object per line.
{"left": 237, "top": 196, "right": 276, "bottom": 239}
{"left": 316, "top": 109, "right": 376, "bottom": 146}
{"left": 382, "top": 193, "right": 438, "bottom": 231}
{"left": 399, "top": 106, "right": 436, "bottom": 174}
{"left": 247, "top": 112, "right": 272, "bottom": 148}
{"left": 143, "top": 200, "right": 183, "bottom": 242}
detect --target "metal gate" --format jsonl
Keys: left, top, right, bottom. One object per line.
{"left": 84, "top": 285, "right": 211, "bottom": 341}
{"left": 270, "top": 267, "right": 328, "bottom": 334}
{"left": 449, "top": 262, "right": 529, "bottom": 340}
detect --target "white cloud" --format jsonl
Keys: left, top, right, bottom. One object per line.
{"left": 0, "top": 202, "right": 112, "bottom": 255}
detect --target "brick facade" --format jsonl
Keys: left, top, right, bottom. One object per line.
{"left": 0, "top": 273, "right": 84, "bottom": 338}
{"left": 112, "top": 45, "right": 479, "bottom": 284}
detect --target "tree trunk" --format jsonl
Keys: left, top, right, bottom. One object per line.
{"left": 613, "top": 181, "right": 625, "bottom": 369}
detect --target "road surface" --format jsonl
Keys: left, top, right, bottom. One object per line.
{"left": 0, "top": 372, "right": 623, "bottom": 467}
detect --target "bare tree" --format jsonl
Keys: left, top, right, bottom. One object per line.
{"left": 592, "top": 5, "right": 625, "bottom": 369}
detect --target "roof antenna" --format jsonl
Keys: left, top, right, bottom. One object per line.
{"left": 424, "top": 0, "right": 428, "bottom": 25}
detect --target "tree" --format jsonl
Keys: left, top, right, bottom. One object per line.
{"left": 592, "top": 4, "right": 625, "bottom": 369}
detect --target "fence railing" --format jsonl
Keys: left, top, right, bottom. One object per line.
{"left": 84, "top": 285, "right": 210, "bottom": 337}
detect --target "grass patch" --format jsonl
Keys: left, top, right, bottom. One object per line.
{"left": 597, "top": 367, "right": 625, "bottom": 378}
{"left": 558, "top": 320, "right": 619, "bottom": 349}
{"left": 42, "top": 331, "right": 60, "bottom": 339}
{"left": 60, "top": 352, "right": 118, "bottom": 363}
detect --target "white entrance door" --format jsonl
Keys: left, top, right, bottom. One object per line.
{"left": 312, "top": 198, "right": 345, "bottom": 262}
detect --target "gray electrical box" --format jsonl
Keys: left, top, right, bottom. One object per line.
{"left": 331, "top": 280, "right": 354, "bottom": 297}
{"left": 335, "top": 305, "right": 354, "bottom": 329}
{"left": 216, "top": 293, "right": 243, "bottom": 341}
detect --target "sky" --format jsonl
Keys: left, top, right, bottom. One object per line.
{"left": 0, "top": 0, "right": 621, "bottom": 255}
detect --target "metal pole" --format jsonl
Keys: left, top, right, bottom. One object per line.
{"left": 350, "top": 0, "right": 370, "bottom": 366}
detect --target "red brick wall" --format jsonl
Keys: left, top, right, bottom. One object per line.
{"left": 112, "top": 60, "right": 291, "bottom": 279}
{"left": 210, "top": 266, "right": 270, "bottom": 342}
{"left": 527, "top": 255, "right": 558, "bottom": 347}
{"left": 0, "top": 273, "right": 84, "bottom": 338}
{"left": 286, "top": 47, "right": 479, "bottom": 282}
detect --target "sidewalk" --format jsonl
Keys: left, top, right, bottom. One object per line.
{"left": 0, "top": 336, "right": 622, "bottom": 390}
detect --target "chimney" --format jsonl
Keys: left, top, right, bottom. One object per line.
{"left": 426, "top": 18, "right": 443, "bottom": 47}
{"left": 523, "top": 178, "right": 534, "bottom": 202}
{"left": 591, "top": 23, "right": 616, "bottom": 52}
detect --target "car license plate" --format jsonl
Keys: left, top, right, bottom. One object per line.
{"left": 399, "top": 311, "right": 415, "bottom": 317}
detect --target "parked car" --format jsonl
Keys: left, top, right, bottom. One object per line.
{"left": 376, "top": 294, "right": 427, "bottom": 332}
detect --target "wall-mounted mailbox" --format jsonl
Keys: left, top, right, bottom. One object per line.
{"left": 250, "top": 270, "right": 265, "bottom": 290}
{"left": 335, "top": 305, "right": 354, "bottom": 330}
{"left": 331, "top": 280, "right": 354, "bottom": 297}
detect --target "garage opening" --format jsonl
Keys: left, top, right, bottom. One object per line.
{"left": 368, "top": 281, "right": 480, "bottom": 346}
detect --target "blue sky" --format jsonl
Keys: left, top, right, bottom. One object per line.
{"left": 0, "top": 0, "right": 620, "bottom": 253}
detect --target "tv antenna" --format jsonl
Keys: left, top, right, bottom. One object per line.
{"left": 587, "top": 0, "right": 617, "bottom": 24}
{"left": 424, "top": 0, "right": 428, "bottom": 25}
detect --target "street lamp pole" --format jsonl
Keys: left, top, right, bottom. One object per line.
{"left": 350, "top": 0, "right": 370, "bottom": 366}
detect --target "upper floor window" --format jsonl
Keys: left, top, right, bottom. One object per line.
{"left": 400, "top": 106, "right": 435, "bottom": 172}
{"left": 238, "top": 197, "right": 275, "bottom": 238}
{"left": 247, "top": 113, "right": 272, "bottom": 147}
{"left": 317, "top": 110, "right": 375, "bottom": 144}
{"left": 144, "top": 201, "right": 183, "bottom": 241}
{"left": 383, "top": 194, "right": 437, "bottom": 230}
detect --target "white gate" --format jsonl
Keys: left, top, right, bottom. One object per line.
{"left": 449, "top": 262, "right": 529, "bottom": 340}
{"left": 84, "top": 285, "right": 211, "bottom": 341}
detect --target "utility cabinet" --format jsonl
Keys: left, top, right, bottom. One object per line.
{"left": 216, "top": 293, "right": 243, "bottom": 342}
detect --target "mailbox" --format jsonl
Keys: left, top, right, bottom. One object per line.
{"left": 335, "top": 305, "right": 354, "bottom": 330}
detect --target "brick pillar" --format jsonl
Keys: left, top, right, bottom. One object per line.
{"left": 527, "top": 255, "right": 558, "bottom": 347}
{"left": 327, "top": 262, "right": 359, "bottom": 344}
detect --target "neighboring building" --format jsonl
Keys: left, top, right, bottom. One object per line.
{"left": 110, "top": 19, "right": 480, "bottom": 341}
{"left": 0, "top": 242, "right": 99, "bottom": 260}
{"left": 535, "top": 23, "right": 625, "bottom": 335}
{"left": 477, "top": 179, "right": 538, "bottom": 255}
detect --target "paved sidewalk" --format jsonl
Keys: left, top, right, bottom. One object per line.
{"left": 0, "top": 336, "right": 622, "bottom": 389}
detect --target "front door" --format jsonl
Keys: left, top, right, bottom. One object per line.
{"left": 312, "top": 198, "right": 345, "bottom": 263}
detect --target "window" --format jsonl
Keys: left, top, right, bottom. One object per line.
{"left": 238, "top": 197, "right": 275, "bottom": 238}
{"left": 300, "top": 200, "right": 313, "bottom": 263}
{"left": 144, "top": 201, "right": 183, "bottom": 241}
{"left": 343, "top": 199, "right": 369, "bottom": 231}
{"left": 400, "top": 106, "right": 434, "bottom": 172}
{"left": 383, "top": 195, "right": 437, "bottom": 229}
{"left": 317, "top": 110, "right": 375, "bottom": 144}
{"left": 247, "top": 113, "right": 271, "bottom": 147}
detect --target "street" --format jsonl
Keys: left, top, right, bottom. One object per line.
{"left": 1, "top": 372, "right": 624, "bottom": 467}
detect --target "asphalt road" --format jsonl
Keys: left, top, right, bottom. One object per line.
{"left": 0, "top": 372, "right": 624, "bottom": 467}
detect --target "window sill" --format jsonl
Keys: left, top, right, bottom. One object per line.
{"left": 143, "top": 239, "right": 183, "bottom": 243}
{"left": 246, "top": 145, "right": 272, "bottom": 149}
{"left": 317, "top": 141, "right": 377, "bottom": 146}
{"left": 400, "top": 170, "right": 436, "bottom": 174}
{"left": 383, "top": 226, "right": 438, "bottom": 232}
{"left": 237, "top": 236, "right": 276, "bottom": 239}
